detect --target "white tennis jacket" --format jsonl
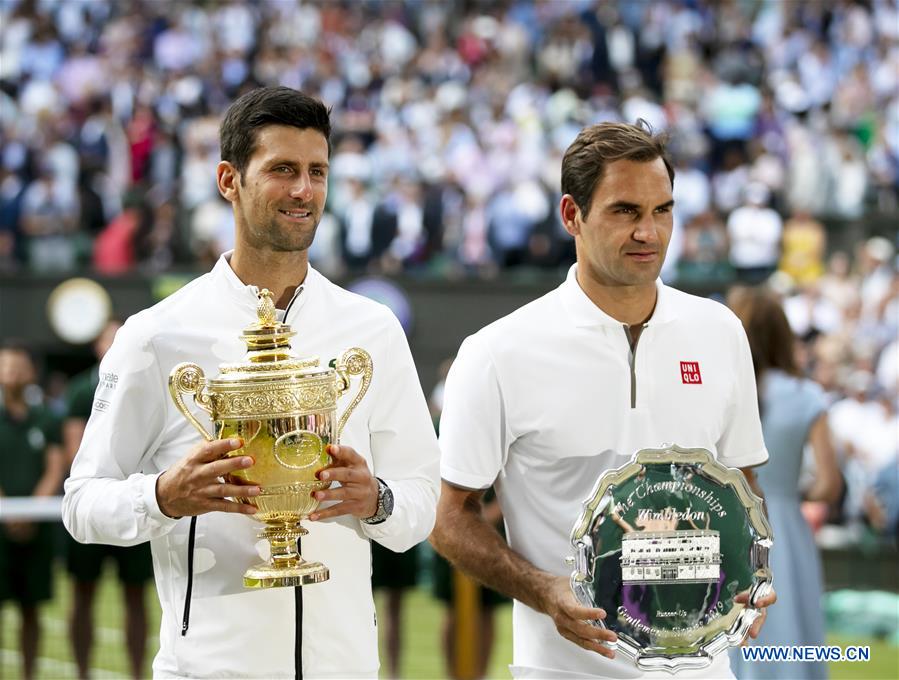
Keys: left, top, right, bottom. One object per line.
{"left": 63, "top": 254, "right": 440, "bottom": 678}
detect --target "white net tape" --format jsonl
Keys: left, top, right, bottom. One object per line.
{"left": 0, "top": 496, "right": 63, "bottom": 521}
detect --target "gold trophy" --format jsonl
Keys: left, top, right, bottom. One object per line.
{"left": 168, "top": 289, "right": 372, "bottom": 588}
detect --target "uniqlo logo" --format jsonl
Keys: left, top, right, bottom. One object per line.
{"left": 681, "top": 361, "right": 702, "bottom": 384}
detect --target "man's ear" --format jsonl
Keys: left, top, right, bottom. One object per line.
{"left": 560, "top": 194, "right": 582, "bottom": 237}
{"left": 217, "top": 161, "right": 240, "bottom": 202}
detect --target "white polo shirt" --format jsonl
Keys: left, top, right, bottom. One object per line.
{"left": 63, "top": 253, "right": 440, "bottom": 678}
{"left": 439, "top": 264, "right": 767, "bottom": 679}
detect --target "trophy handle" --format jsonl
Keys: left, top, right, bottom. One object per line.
{"left": 168, "top": 362, "right": 214, "bottom": 442}
{"left": 334, "top": 347, "right": 373, "bottom": 439}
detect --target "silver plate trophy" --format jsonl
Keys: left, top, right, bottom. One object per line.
{"left": 568, "top": 444, "right": 773, "bottom": 673}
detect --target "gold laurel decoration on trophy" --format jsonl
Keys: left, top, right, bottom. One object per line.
{"left": 208, "top": 380, "right": 338, "bottom": 419}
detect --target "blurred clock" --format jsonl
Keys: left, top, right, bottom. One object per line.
{"left": 47, "top": 277, "right": 112, "bottom": 344}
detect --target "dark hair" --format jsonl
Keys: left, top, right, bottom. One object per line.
{"left": 219, "top": 86, "right": 332, "bottom": 178}
{"left": 561, "top": 120, "right": 674, "bottom": 215}
{"left": 727, "top": 287, "right": 800, "bottom": 380}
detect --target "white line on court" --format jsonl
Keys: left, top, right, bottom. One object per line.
{"left": 0, "top": 648, "right": 123, "bottom": 679}
{"left": 43, "top": 616, "right": 160, "bottom": 647}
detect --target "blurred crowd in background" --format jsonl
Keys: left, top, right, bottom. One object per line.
{"left": 0, "top": 0, "right": 897, "bottom": 540}
{"left": 0, "top": 0, "right": 896, "bottom": 276}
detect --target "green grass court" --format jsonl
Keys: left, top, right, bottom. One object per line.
{"left": 2, "top": 565, "right": 896, "bottom": 679}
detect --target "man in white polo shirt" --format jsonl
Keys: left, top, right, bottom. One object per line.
{"left": 432, "top": 122, "right": 775, "bottom": 679}
{"left": 63, "top": 87, "right": 440, "bottom": 678}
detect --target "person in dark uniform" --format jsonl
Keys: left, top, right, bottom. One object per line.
{"left": 432, "top": 488, "right": 508, "bottom": 679}
{"left": 0, "top": 342, "right": 65, "bottom": 680}
{"left": 371, "top": 540, "right": 419, "bottom": 678}
{"left": 62, "top": 319, "right": 154, "bottom": 680}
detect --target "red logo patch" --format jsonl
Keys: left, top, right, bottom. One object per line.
{"left": 681, "top": 361, "right": 702, "bottom": 384}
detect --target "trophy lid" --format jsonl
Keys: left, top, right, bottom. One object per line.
{"left": 215, "top": 289, "right": 324, "bottom": 380}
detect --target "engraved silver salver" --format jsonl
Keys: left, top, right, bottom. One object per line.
{"left": 568, "top": 445, "right": 773, "bottom": 673}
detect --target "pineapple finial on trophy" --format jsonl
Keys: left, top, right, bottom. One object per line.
{"left": 257, "top": 289, "right": 277, "bottom": 327}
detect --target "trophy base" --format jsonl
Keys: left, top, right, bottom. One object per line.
{"left": 243, "top": 561, "right": 330, "bottom": 589}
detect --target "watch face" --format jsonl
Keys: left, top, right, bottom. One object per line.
{"left": 362, "top": 479, "right": 394, "bottom": 524}
{"left": 381, "top": 483, "right": 394, "bottom": 517}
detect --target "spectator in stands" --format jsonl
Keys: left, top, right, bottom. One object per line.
{"left": 676, "top": 209, "right": 731, "bottom": 286}
{"left": 818, "top": 250, "right": 860, "bottom": 318}
{"left": 339, "top": 177, "right": 377, "bottom": 270}
{"left": 63, "top": 319, "right": 153, "bottom": 680}
{"left": 726, "top": 182, "right": 783, "bottom": 284}
{"left": 711, "top": 147, "right": 750, "bottom": 214}
{"left": 92, "top": 191, "right": 153, "bottom": 275}
{"left": 0, "top": 342, "right": 66, "bottom": 680}
{"left": 0, "top": 166, "right": 26, "bottom": 271}
{"left": 670, "top": 155, "right": 711, "bottom": 225}
{"left": 784, "top": 120, "right": 829, "bottom": 216}
{"left": 455, "top": 189, "right": 495, "bottom": 275}
{"left": 830, "top": 132, "right": 868, "bottom": 220}
{"left": 858, "top": 236, "right": 896, "bottom": 322}
{"left": 19, "top": 162, "right": 78, "bottom": 272}
{"left": 189, "top": 194, "right": 235, "bottom": 269}
{"left": 727, "top": 288, "right": 842, "bottom": 680}
{"left": 865, "top": 454, "right": 899, "bottom": 540}
{"left": 782, "top": 280, "right": 843, "bottom": 341}
{"left": 778, "top": 210, "right": 827, "bottom": 286}
{"left": 387, "top": 176, "right": 427, "bottom": 268}
{"left": 829, "top": 371, "right": 888, "bottom": 523}
{"left": 488, "top": 177, "right": 551, "bottom": 268}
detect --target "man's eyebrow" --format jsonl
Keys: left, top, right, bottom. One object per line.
{"left": 605, "top": 199, "right": 675, "bottom": 211}
{"left": 265, "top": 159, "right": 330, "bottom": 169}
{"left": 606, "top": 201, "right": 641, "bottom": 210}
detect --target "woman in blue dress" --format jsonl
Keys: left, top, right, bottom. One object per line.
{"left": 728, "top": 288, "right": 843, "bottom": 679}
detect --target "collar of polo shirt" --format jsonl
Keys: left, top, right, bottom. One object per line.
{"left": 559, "top": 263, "right": 677, "bottom": 329}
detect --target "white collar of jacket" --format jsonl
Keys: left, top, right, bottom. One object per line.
{"left": 559, "top": 263, "right": 676, "bottom": 328}
{"left": 212, "top": 250, "right": 317, "bottom": 319}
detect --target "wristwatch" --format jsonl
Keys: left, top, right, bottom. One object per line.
{"left": 362, "top": 477, "right": 394, "bottom": 525}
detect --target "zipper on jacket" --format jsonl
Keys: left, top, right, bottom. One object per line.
{"left": 295, "top": 537, "right": 303, "bottom": 679}
{"left": 181, "top": 516, "right": 198, "bottom": 636}
{"left": 623, "top": 324, "right": 647, "bottom": 409}
{"left": 283, "top": 285, "right": 303, "bottom": 321}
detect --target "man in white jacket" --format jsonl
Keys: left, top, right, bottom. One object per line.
{"left": 63, "top": 87, "right": 440, "bottom": 679}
